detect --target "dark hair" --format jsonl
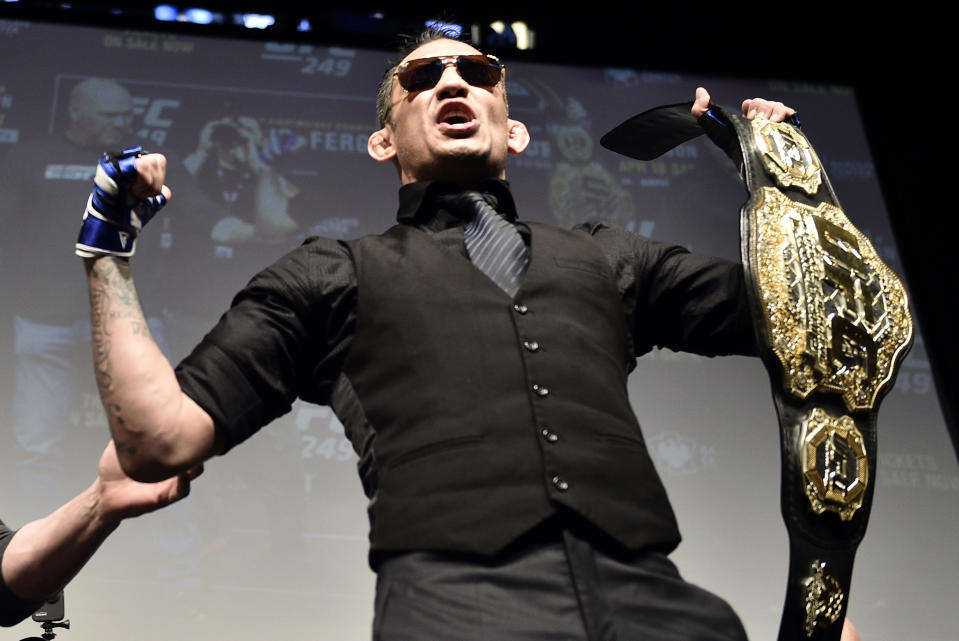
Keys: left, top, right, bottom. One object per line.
{"left": 209, "top": 122, "right": 245, "bottom": 147}
{"left": 375, "top": 26, "right": 467, "bottom": 128}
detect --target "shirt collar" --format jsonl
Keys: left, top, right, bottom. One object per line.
{"left": 396, "top": 179, "right": 518, "bottom": 228}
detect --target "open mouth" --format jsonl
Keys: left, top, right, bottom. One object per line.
{"left": 437, "top": 103, "right": 477, "bottom": 131}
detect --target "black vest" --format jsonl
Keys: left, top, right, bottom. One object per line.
{"left": 342, "top": 222, "right": 681, "bottom": 556}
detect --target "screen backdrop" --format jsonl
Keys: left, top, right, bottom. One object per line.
{"left": 0, "top": 18, "right": 955, "bottom": 641}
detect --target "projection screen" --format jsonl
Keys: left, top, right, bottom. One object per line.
{"left": 0, "top": 17, "right": 955, "bottom": 641}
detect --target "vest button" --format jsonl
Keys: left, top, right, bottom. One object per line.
{"left": 552, "top": 475, "right": 569, "bottom": 492}
{"left": 523, "top": 340, "right": 540, "bottom": 352}
{"left": 513, "top": 303, "right": 529, "bottom": 315}
{"left": 541, "top": 428, "right": 559, "bottom": 443}
{"left": 533, "top": 384, "right": 550, "bottom": 397}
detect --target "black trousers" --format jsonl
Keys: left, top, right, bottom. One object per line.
{"left": 373, "top": 526, "right": 748, "bottom": 641}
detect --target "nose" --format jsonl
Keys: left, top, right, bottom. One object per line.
{"left": 434, "top": 62, "right": 469, "bottom": 98}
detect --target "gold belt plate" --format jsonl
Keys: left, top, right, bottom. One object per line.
{"left": 751, "top": 186, "right": 912, "bottom": 411}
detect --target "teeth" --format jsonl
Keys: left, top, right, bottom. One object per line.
{"left": 440, "top": 107, "right": 472, "bottom": 125}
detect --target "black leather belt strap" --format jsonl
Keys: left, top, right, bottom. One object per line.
{"left": 602, "top": 103, "right": 913, "bottom": 641}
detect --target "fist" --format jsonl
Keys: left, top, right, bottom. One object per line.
{"left": 133, "top": 153, "right": 172, "bottom": 203}
{"left": 76, "top": 149, "right": 172, "bottom": 258}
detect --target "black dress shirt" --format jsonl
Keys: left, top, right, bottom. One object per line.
{"left": 176, "top": 179, "right": 754, "bottom": 454}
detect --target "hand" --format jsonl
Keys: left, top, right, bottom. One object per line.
{"left": 232, "top": 116, "right": 268, "bottom": 172}
{"left": 691, "top": 87, "right": 795, "bottom": 122}
{"left": 75, "top": 149, "right": 172, "bottom": 258}
{"left": 133, "top": 153, "right": 172, "bottom": 202}
{"left": 196, "top": 118, "right": 224, "bottom": 149}
{"left": 194, "top": 117, "right": 267, "bottom": 172}
{"left": 691, "top": 86, "right": 712, "bottom": 117}
{"left": 741, "top": 95, "right": 794, "bottom": 121}
{"left": 95, "top": 441, "right": 203, "bottom": 522}
{"left": 211, "top": 216, "right": 256, "bottom": 243}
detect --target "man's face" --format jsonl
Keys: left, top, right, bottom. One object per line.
{"left": 70, "top": 82, "right": 133, "bottom": 147}
{"left": 371, "top": 39, "right": 527, "bottom": 185}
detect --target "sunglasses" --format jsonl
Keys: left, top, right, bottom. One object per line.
{"left": 393, "top": 54, "right": 504, "bottom": 93}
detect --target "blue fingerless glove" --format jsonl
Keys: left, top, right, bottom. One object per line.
{"left": 75, "top": 146, "right": 167, "bottom": 258}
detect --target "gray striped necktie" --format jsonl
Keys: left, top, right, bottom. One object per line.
{"left": 455, "top": 191, "right": 529, "bottom": 298}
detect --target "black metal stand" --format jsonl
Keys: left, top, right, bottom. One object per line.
{"left": 18, "top": 618, "right": 70, "bottom": 641}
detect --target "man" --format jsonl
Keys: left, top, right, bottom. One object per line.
{"left": 0, "top": 442, "right": 200, "bottom": 627}
{"left": 65, "top": 78, "right": 135, "bottom": 149}
{"left": 184, "top": 113, "right": 300, "bottom": 246}
{"left": 78, "top": 29, "right": 796, "bottom": 639}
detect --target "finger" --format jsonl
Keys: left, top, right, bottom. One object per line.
{"left": 745, "top": 100, "right": 767, "bottom": 119}
{"left": 691, "top": 87, "right": 711, "bottom": 117}
{"left": 760, "top": 101, "right": 779, "bottom": 120}
{"left": 770, "top": 102, "right": 796, "bottom": 122}
{"left": 133, "top": 154, "right": 167, "bottom": 192}
{"left": 185, "top": 463, "right": 204, "bottom": 481}
{"left": 161, "top": 184, "right": 173, "bottom": 202}
{"left": 133, "top": 157, "right": 170, "bottom": 200}
{"left": 237, "top": 116, "right": 261, "bottom": 134}
{"left": 744, "top": 98, "right": 773, "bottom": 119}
{"left": 178, "top": 473, "right": 191, "bottom": 499}
{"left": 145, "top": 477, "right": 182, "bottom": 510}
{"left": 134, "top": 152, "right": 167, "bottom": 173}
{"left": 755, "top": 99, "right": 770, "bottom": 119}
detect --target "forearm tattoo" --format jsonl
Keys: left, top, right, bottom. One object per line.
{"left": 87, "top": 257, "right": 149, "bottom": 456}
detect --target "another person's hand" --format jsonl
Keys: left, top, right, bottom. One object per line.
{"left": 95, "top": 441, "right": 202, "bottom": 523}
{"left": 0, "top": 442, "right": 203, "bottom": 613}
{"left": 691, "top": 87, "right": 795, "bottom": 122}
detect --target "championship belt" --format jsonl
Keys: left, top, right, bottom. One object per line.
{"left": 602, "top": 103, "right": 913, "bottom": 641}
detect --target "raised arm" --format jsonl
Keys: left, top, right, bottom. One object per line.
{"left": 79, "top": 150, "right": 219, "bottom": 480}
{"left": 0, "top": 442, "right": 200, "bottom": 624}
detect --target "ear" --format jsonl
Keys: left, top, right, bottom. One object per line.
{"left": 506, "top": 119, "right": 530, "bottom": 155}
{"left": 367, "top": 127, "right": 396, "bottom": 163}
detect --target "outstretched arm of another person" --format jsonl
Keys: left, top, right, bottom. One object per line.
{"left": 0, "top": 442, "right": 200, "bottom": 625}
{"left": 82, "top": 152, "right": 220, "bottom": 481}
